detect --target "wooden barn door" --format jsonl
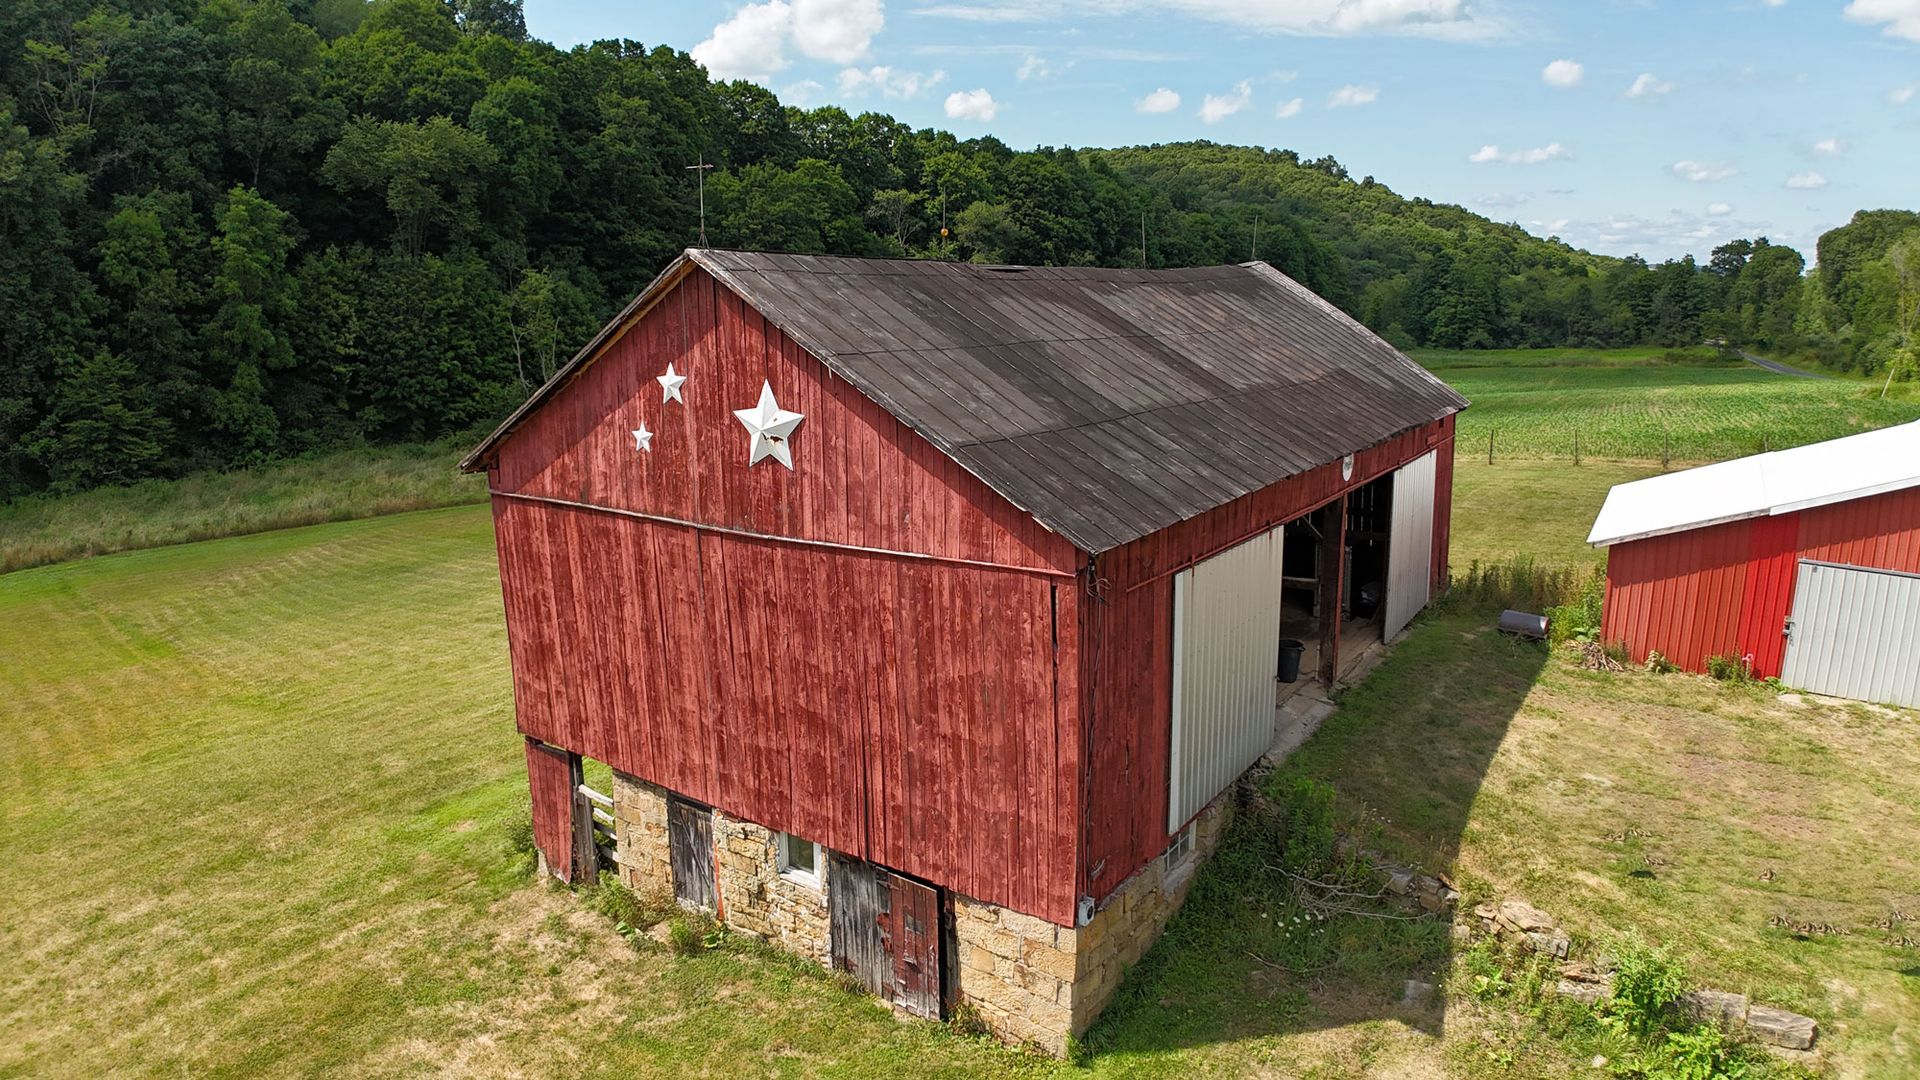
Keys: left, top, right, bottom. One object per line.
{"left": 666, "top": 796, "right": 716, "bottom": 911}
{"left": 524, "top": 739, "right": 584, "bottom": 883}
{"left": 828, "top": 854, "right": 944, "bottom": 1019}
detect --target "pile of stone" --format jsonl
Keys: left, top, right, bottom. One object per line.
{"left": 1469, "top": 896, "right": 1818, "bottom": 1053}
{"left": 1382, "top": 864, "right": 1461, "bottom": 915}
{"left": 1472, "top": 898, "right": 1571, "bottom": 959}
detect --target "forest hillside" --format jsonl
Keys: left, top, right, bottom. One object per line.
{"left": 3, "top": 0, "right": 1916, "bottom": 498}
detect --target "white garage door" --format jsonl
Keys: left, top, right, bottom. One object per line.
{"left": 1780, "top": 560, "right": 1920, "bottom": 709}
{"left": 1169, "top": 525, "right": 1285, "bottom": 832}
{"left": 1384, "top": 451, "right": 1438, "bottom": 640}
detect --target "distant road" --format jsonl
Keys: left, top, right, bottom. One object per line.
{"left": 1736, "top": 349, "right": 1834, "bottom": 380}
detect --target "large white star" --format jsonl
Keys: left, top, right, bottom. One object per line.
{"left": 733, "top": 381, "right": 804, "bottom": 469}
{"left": 657, "top": 362, "right": 687, "bottom": 404}
{"left": 631, "top": 422, "right": 653, "bottom": 452}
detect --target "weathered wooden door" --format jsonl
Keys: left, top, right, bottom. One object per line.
{"left": 524, "top": 738, "right": 583, "bottom": 883}
{"left": 828, "top": 854, "right": 944, "bottom": 1019}
{"left": 666, "top": 796, "right": 715, "bottom": 910}
{"left": 886, "top": 874, "right": 942, "bottom": 1018}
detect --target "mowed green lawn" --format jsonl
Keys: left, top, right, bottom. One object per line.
{"left": 1415, "top": 347, "right": 1920, "bottom": 462}
{"left": 0, "top": 508, "right": 1047, "bottom": 1077}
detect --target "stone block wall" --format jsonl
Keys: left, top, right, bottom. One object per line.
{"left": 710, "top": 810, "right": 831, "bottom": 964}
{"left": 608, "top": 771, "right": 1235, "bottom": 1057}
{"left": 951, "top": 790, "right": 1233, "bottom": 1054}
{"left": 610, "top": 771, "right": 671, "bottom": 897}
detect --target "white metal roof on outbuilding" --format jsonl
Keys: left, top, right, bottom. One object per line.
{"left": 1587, "top": 420, "right": 1920, "bottom": 548}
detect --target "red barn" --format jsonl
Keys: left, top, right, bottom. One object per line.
{"left": 1590, "top": 420, "right": 1920, "bottom": 706}
{"left": 463, "top": 250, "right": 1465, "bottom": 1049}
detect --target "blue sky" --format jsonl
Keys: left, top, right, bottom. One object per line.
{"left": 525, "top": 1, "right": 1920, "bottom": 263}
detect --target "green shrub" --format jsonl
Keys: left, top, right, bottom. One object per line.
{"left": 1705, "top": 654, "right": 1754, "bottom": 683}
{"left": 667, "top": 916, "right": 705, "bottom": 956}
{"left": 1547, "top": 569, "right": 1605, "bottom": 646}
{"left": 1453, "top": 555, "right": 1585, "bottom": 615}
{"left": 1604, "top": 936, "right": 1689, "bottom": 1037}
{"left": 1274, "top": 775, "right": 1339, "bottom": 879}
{"left": 1630, "top": 1023, "right": 1752, "bottom": 1080}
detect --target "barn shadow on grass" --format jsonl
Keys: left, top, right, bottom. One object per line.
{"left": 1081, "top": 597, "right": 1553, "bottom": 1060}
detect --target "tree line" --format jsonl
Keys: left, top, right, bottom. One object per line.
{"left": 2, "top": 0, "right": 1916, "bottom": 498}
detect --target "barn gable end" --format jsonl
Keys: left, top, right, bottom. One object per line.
{"left": 483, "top": 264, "right": 1084, "bottom": 924}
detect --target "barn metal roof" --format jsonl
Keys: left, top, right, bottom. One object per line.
{"left": 467, "top": 249, "right": 1467, "bottom": 554}
{"left": 1587, "top": 420, "right": 1920, "bottom": 548}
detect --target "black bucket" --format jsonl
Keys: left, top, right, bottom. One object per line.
{"left": 1276, "top": 639, "right": 1306, "bottom": 683}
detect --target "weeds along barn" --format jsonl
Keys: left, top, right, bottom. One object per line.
{"left": 1589, "top": 420, "right": 1920, "bottom": 707}
{"left": 463, "top": 249, "right": 1466, "bottom": 1051}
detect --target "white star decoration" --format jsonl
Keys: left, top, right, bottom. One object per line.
{"left": 733, "top": 381, "right": 804, "bottom": 469}
{"left": 631, "top": 422, "right": 653, "bottom": 452}
{"left": 657, "top": 362, "right": 687, "bottom": 404}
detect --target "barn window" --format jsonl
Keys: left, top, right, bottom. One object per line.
{"left": 1164, "top": 824, "right": 1195, "bottom": 872}
{"left": 778, "top": 832, "right": 823, "bottom": 888}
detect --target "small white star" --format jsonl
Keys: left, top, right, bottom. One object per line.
{"left": 631, "top": 423, "right": 653, "bottom": 452}
{"left": 657, "top": 363, "right": 687, "bottom": 404}
{"left": 733, "top": 381, "right": 804, "bottom": 469}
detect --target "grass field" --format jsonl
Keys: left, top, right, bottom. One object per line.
{"left": 0, "top": 438, "right": 482, "bottom": 575}
{"left": 7, "top": 346, "right": 1920, "bottom": 1076}
{"left": 9, "top": 503, "right": 1913, "bottom": 1075}
{"left": 1413, "top": 347, "right": 1920, "bottom": 462}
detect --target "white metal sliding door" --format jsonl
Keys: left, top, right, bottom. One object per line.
{"left": 1384, "top": 451, "right": 1437, "bottom": 640}
{"left": 1168, "top": 525, "right": 1285, "bottom": 832}
{"left": 1780, "top": 560, "right": 1920, "bottom": 709}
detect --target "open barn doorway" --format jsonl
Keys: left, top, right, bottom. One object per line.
{"left": 1274, "top": 472, "right": 1396, "bottom": 701}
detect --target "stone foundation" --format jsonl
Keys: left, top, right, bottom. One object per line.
{"left": 609, "top": 771, "right": 672, "bottom": 898}
{"left": 710, "top": 810, "right": 831, "bottom": 964}
{"left": 610, "top": 771, "right": 830, "bottom": 962}
{"left": 952, "top": 791, "right": 1233, "bottom": 1054}
{"left": 608, "top": 770, "right": 1234, "bottom": 1057}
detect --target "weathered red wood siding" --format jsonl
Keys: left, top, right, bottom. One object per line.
{"left": 486, "top": 268, "right": 1083, "bottom": 924}
{"left": 491, "top": 267, "right": 1075, "bottom": 576}
{"left": 1602, "top": 485, "right": 1920, "bottom": 676}
{"left": 1078, "top": 417, "right": 1456, "bottom": 902}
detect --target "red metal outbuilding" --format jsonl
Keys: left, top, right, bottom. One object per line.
{"left": 465, "top": 249, "right": 1465, "bottom": 939}
{"left": 1591, "top": 423, "right": 1920, "bottom": 681}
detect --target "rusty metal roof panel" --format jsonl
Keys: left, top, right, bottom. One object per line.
{"left": 693, "top": 250, "right": 1466, "bottom": 553}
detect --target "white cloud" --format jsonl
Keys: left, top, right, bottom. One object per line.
{"left": 1274, "top": 96, "right": 1304, "bottom": 118}
{"left": 1671, "top": 160, "right": 1737, "bottom": 182}
{"left": 1135, "top": 87, "right": 1181, "bottom": 113}
{"left": 913, "top": 0, "right": 1507, "bottom": 41}
{"left": 1707, "top": 202, "right": 1733, "bottom": 216}
{"left": 1890, "top": 83, "right": 1918, "bottom": 105}
{"left": 1016, "top": 54, "right": 1051, "bottom": 80}
{"left": 1811, "top": 136, "right": 1849, "bottom": 156}
{"left": 837, "top": 65, "right": 945, "bottom": 99}
{"left": 1541, "top": 58, "right": 1584, "bottom": 89}
{"left": 1200, "top": 80, "right": 1253, "bottom": 123}
{"left": 1327, "top": 83, "right": 1380, "bottom": 108}
{"left": 1626, "top": 72, "right": 1673, "bottom": 99}
{"left": 1845, "top": 0, "right": 1920, "bottom": 43}
{"left": 1469, "top": 142, "right": 1571, "bottom": 165}
{"left": 782, "top": 78, "right": 827, "bottom": 106}
{"left": 692, "top": 0, "right": 883, "bottom": 82}
{"left": 944, "top": 87, "right": 1000, "bottom": 121}
{"left": 1785, "top": 171, "right": 1829, "bottom": 189}
{"left": 790, "top": 0, "right": 884, "bottom": 64}
{"left": 693, "top": 1, "right": 796, "bottom": 82}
